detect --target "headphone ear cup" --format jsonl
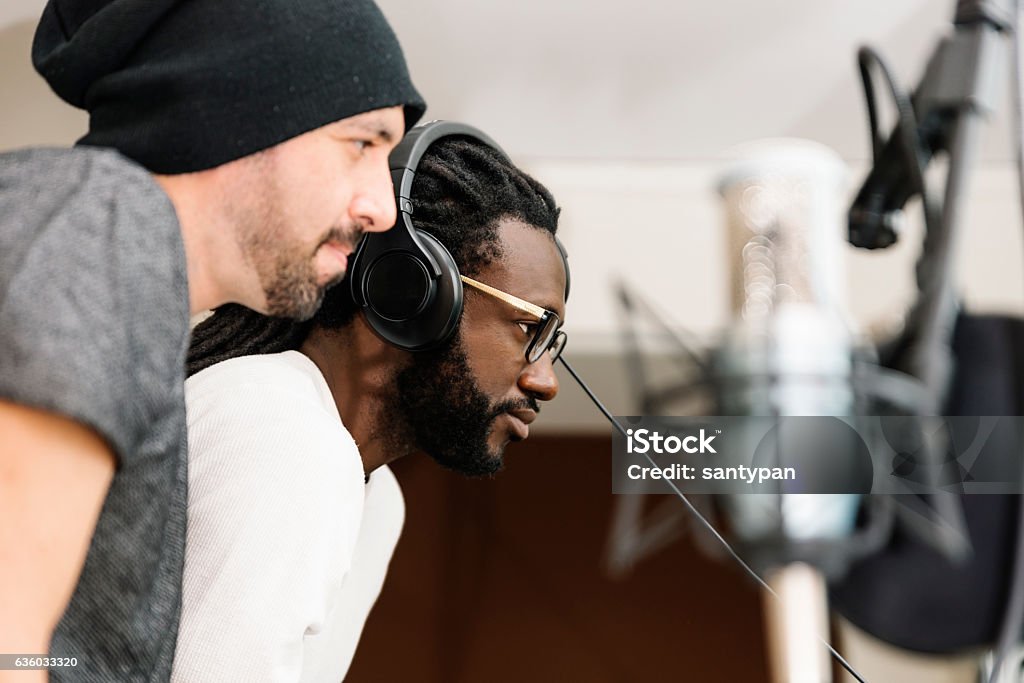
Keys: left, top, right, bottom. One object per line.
{"left": 360, "top": 230, "right": 463, "bottom": 351}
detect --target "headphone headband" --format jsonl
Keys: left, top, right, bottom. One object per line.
{"left": 390, "top": 121, "right": 510, "bottom": 202}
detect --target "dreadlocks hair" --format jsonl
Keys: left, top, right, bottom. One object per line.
{"left": 186, "top": 135, "right": 561, "bottom": 377}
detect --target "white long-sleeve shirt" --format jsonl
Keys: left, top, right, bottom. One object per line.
{"left": 173, "top": 351, "right": 403, "bottom": 682}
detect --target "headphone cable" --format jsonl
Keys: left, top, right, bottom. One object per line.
{"left": 556, "top": 354, "right": 868, "bottom": 683}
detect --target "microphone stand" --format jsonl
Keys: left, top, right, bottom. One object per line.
{"left": 844, "top": 2, "right": 1014, "bottom": 680}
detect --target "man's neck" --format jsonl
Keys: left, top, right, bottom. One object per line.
{"left": 152, "top": 172, "right": 257, "bottom": 315}
{"left": 300, "top": 323, "right": 412, "bottom": 475}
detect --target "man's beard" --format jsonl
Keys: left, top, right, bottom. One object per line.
{"left": 260, "top": 255, "right": 325, "bottom": 320}
{"left": 386, "top": 333, "right": 539, "bottom": 477}
{"left": 246, "top": 225, "right": 362, "bottom": 321}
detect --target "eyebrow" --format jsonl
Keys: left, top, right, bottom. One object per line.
{"left": 540, "top": 302, "right": 565, "bottom": 319}
{"left": 343, "top": 120, "right": 397, "bottom": 144}
{"left": 532, "top": 298, "right": 563, "bottom": 317}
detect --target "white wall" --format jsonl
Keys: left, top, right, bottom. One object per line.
{"left": 2, "top": 1, "right": 1021, "bottom": 432}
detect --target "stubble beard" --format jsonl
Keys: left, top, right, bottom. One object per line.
{"left": 238, "top": 211, "right": 362, "bottom": 321}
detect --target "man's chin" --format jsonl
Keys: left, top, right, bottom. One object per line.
{"left": 282, "top": 287, "right": 326, "bottom": 321}
{"left": 317, "top": 265, "right": 348, "bottom": 291}
{"left": 427, "top": 447, "right": 504, "bottom": 478}
{"left": 262, "top": 273, "right": 326, "bottom": 320}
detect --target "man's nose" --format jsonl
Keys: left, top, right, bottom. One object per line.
{"left": 518, "top": 353, "right": 559, "bottom": 402}
{"left": 349, "top": 162, "right": 397, "bottom": 234}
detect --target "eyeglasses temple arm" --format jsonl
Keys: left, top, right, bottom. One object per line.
{"left": 460, "top": 275, "right": 548, "bottom": 319}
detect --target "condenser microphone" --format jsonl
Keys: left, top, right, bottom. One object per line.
{"left": 714, "top": 138, "right": 860, "bottom": 545}
{"left": 714, "top": 139, "right": 862, "bottom": 683}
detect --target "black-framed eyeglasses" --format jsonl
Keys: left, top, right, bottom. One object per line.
{"left": 460, "top": 275, "right": 567, "bottom": 363}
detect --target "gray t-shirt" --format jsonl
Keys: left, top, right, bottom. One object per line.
{"left": 0, "top": 147, "right": 189, "bottom": 682}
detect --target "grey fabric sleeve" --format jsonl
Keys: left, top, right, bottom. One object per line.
{"left": 0, "top": 147, "right": 188, "bottom": 464}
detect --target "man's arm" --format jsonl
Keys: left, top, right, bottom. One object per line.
{"left": 0, "top": 400, "right": 115, "bottom": 681}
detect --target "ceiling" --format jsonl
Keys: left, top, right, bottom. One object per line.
{"left": 2, "top": 0, "right": 1017, "bottom": 162}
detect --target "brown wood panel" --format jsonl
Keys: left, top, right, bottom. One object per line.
{"left": 347, "top": 436, "right": 770, "bottom": 682}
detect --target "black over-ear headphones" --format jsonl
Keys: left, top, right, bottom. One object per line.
{"left": 349, "top": 120, "right": 570, "bottom": 352}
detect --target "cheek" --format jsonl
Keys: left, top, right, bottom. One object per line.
{"left": 460, "top": 321, "right": 522, "bottom": 397}
{"left": 277, "top": 146, "right": 354, "bottom": 232}
{"left": 303, "top": 165, "right": 352, "bottom": 224}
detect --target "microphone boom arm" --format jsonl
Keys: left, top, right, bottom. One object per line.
{"left": 850, "top": 0, "right": 1011, "bottom": 405}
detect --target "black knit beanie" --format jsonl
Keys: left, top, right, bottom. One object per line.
{"left": 32, "top": 0, "right": 426, "bottom": 174}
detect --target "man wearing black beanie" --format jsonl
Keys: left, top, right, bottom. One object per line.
{"left": 0, "top": 1, "right": 424, "bottom": 681}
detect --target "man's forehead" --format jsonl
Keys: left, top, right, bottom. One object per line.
{"left": 487, "top": 220, "right": 567, "bottom": 318}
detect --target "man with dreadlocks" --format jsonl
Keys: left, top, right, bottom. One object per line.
{"left": 0, "top": 0, "right": 423, "bottom": 679}
{"left": 175, "top": 135, "right": 567, "bottom": 681}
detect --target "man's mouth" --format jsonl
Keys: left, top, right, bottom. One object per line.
{"left": 323, "top": 240, "right": 352, "bottom": 261}
{"left": 317, "top": 239, "right": 355, "bottom": 284}
{"left": 504, "top": 409, "right": 536, "bottom": 441}
{"left": 318, "top": 224, "right": 363, "bottom": 265}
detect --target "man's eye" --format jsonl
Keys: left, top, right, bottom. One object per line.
{"left": 517, "top": 322, "right": 537, "bottom": 336}
{"left": 353, "top": 140, "right": 371, "bottom": 153}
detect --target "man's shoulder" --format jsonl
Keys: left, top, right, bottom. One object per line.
{"left": 0, "top": 144, "right": 182, "bottom": 267}
{"left": 186, "top": 351, "right": 351, "bottom": 441}
{"left": 187, "top": 351, "right": 333, "bottom": 406}
{"left": 0, "top": 145, "right": 178, "bottom": 246}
